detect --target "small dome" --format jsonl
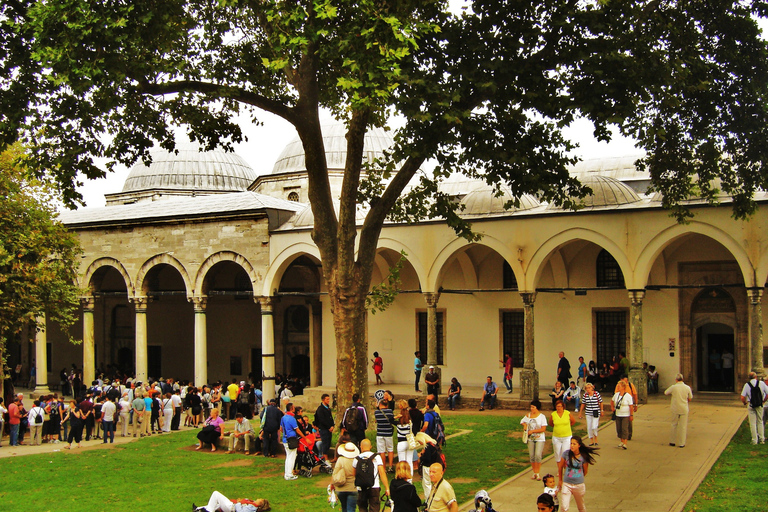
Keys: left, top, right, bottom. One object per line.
{"left": 548, "top": 175, "right": 641, "bottom": 210}
{"left": 649, "top": 177, "right": 730, "bottom": 203}
{"left": 460, "top": 185, "right": 540, "bottom": 216}
{"left": 272, "top": 123, "right": 394, "bottom": 174}
{"left": 122, "top": 141, "right": 256, "bottom": 194}
{"left": 287, "top": 201, "right": 367, "bottom": 229}
{"left": 437, "top": 174, "right": 490, "bottom": 199}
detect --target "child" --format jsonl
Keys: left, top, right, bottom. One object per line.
{"left": 542, "top": 474, "right": 560, "bottom": 512}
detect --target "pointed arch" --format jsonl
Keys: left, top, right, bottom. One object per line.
{"left": 135, "top": 253, "right": 193, "bottom": 298}
{"left": 82, "top": 257, "right": 135, "bottom": 297}
{"left": 527, "top": 228, "right": 632, "bottom": 291}
{"left": 635, "top": 222, "right": 755, "bottom": 289}
{"left": 194, "top": 251, "right": 260, "bottom": 296}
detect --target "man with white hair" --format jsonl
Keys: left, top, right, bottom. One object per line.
{"left": 740, "top": 371, "right": 768, "bottom": 444}
{"left": 664, "top": 373, "right": 693, "bottom": 448}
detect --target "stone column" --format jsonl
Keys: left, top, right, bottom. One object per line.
{"left": 81, "top": 296, "right": 96, "bottom": 386}
{"left": 133, "top": 297, "right": 149, "bottom": 383}
{"left": 519, "top": 292, "right": 539, "bottom": 401}
{"left": 259, "top": 297, "right": 276, "bottom": 402}
{"left": 191, "top": 296, "right": 208, "bottom": 387}
{"left": 308, "top": 299, "right": 323, "bottom": 387}
{"left": 425, "top": 292, "right": 442, "bottom": 395}
{"left": 33, "top": 316, "right": 52, "bottom": 396}
{"left": 628, "top": 289, "right": 647, "bottom": 404}
{"left": 747, "top": 288, "right": 764, "bottom": 378}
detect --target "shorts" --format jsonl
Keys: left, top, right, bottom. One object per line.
{"left": 376, "top": 436, "right": 394, "bottom": 453}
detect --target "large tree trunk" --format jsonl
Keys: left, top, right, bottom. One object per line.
{"left": 327, "top": 266, "right": 370, "bottom": 418}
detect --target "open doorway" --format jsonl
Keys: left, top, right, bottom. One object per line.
{"left": 697, "top": 323, "right": 735, "bottom": 392}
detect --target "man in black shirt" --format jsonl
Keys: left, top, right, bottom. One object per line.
{"left": 557, "top": 352, "right": 571, "bottom": 387}
{"left": 313, "top": 393, "right": 335, "bottom": 458}
{"left": 260, "top": 399, "right": 283, "bottom": 458}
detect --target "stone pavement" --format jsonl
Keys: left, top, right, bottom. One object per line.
{"left": 458, "top": 393, "right": 746, "bottom": 512}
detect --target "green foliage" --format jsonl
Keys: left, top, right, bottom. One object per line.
{"left": 366, "top": 250, "right": 407, "bottom": 314}
{"left": 0, "top": 143, "right": 83, "bottom": 368}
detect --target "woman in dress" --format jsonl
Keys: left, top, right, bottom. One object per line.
{"left": 390, "top": 461, "right": 422, "bottom": 512}
{"left": 611, "top": 381, "right": 634, "bottom": 450}
{"left": 189, "top": 387, "right": 203, "bottom": 427}
{"left": 550, "top": 399, "right": 575, "bottom": 463}
{"left": 578, "top": 383, "right": 603, "bottom": 446}
{"left": 372, "top": 351, "right": 384, "bottom": 385}
{"left": 394, "top": 400, "right": 414, "bottom": 475}
{"left": 196, "top": 407, "right": 225, "bottom": 451}
{"left": 521, "top": 399, "right": 548, "bottom": 481}
{"left": 62, "top": 400, "right": 84, "bottom": 449}
{"left": 557, "top": 435, "right": 598, "bottom": 512}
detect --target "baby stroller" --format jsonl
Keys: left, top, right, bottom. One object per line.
{"left": 295, "top": 433, "right": 333, "bottom": 478}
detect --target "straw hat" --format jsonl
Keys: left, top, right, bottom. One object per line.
{"left": 337, "top": 442, "right": 360, "bottom": 459}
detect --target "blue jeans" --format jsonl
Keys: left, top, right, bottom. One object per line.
{"left": 504, "top": 375, "right": 513, "bottom": 391}
{"left": 415, "top": 370, "right": 422, "bottom": 391}
{"left": 102, "top": 420, "right": 115, "bottom": 443}
{"left": 480, "top": 393, "right": 496, "bottom": 409}
{"left": 10, "top": 423, "right": 19, "bottom": 446}
{"left": 337, "top": 491, "right": 358, "bottom": 512}
{"left": 448, "top": 394, "right": 461, "bottom": 409}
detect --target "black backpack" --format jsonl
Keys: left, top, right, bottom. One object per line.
{"left": 343, "top": 405, "right": 361, "bottom": 432}
{"left": 748, "top": 381, "right": 763, "bottom": 408}
{"left": 355, "top": 454, "right": 376, "bottom": 489}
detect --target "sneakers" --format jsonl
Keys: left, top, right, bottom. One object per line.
{"left": 284, "top": 475, "right": 298, "bottom": 481}
{"left": 479, "top": 407, "right": 484, "bottom": 411}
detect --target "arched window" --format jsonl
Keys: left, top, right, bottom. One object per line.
{"left": 596, "top": 249, "right": 624, "bottom": 288}
{"left": 502, "top": 260, "right": 518, "bottom": 289}
{"left": 287, "top": 191, "right": 300, "bottom": 202}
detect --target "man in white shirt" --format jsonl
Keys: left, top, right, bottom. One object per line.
{"left": 226, "top": 413, "right": 256, "bottom": 455}
{"left": 353, "top": 438, "right": 390, "bottom": 512}
{"left": 101, "top": 396, "right": 117, "bottom": 444}
{"left": 740, "top": 372, "right": 768, "bottom": 444}
{"left": 564, "top": 381, "right": 582, "bottom": 411}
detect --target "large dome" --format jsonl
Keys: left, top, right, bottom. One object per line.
{"left": 460, "top": 185, "right": 540, "bottom": 216}
{"left": 547, "top": 175, "right": 641, "bottom": 210}
{"left": 271, "top": 123, "right": 394, "bottom": 174}
{"left": 121, "top": 142, "right": 257, "bottom": 194}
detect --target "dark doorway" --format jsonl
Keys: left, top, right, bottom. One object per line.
{"left": 148, "top": 345, "right": 162, "bottom": 381}
{"left": 291, "top": 354, "right": 310, "bottom": 380}
{"left": 697, "top": 325, "right": 735, "bottom": 392}
{"left": 251, "top": 348, "right": 262, "bottom": 385}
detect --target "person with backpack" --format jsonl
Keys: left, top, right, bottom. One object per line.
{"left": 422, "top": 399, "right": 445, "bottom": 448}
{"left": 352, "top": 438, "right": 390, "bottom": 512}
{"left": 418, "top": 434, "right": 446, "bottom": 500}
{"left": 341, "top": 393, "right": 368, "bottom": 447}
{"left": 740, "top": 371, "right": 768, "bottom": 444}
{"left": 27, "top": 400, "right": 46, "bottom": 446}
{"left": 664, "top": 373, "right": 693, "bottom": 448}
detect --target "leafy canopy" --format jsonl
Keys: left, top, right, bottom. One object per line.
{"left": 0, "top": 143, "right": 82, "bottom": 357}
{"left": 2, "top": 0, "right": 768, "bottom": 224}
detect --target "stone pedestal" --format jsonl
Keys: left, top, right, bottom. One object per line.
{"left": 519, "top": 368, "right": 539, "bottom": 402}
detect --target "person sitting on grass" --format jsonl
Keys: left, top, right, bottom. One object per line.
{"left": 193, "top": 491, "right": 270, "bottom": 512}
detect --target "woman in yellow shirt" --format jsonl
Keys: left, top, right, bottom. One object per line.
{"left": 550, "top": 400, "right": 575, "bottom": 463}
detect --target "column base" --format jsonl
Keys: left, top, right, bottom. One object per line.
{"left": 519, "top": 368, "right": 539, "bottom": 402}
{"left": 32, "top": 384, "right": 52, "bottom": 399}
{"left": 629, "top": 368, "right": 648, "bottom": 404}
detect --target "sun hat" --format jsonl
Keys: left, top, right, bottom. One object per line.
{"left": 337, "top": 442, "right": 360, "bottom": 459}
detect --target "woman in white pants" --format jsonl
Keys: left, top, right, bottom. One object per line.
{"left": 578, "top": 384, "right": 602, "bottom": 446}
{"left": 550, "top": 400, "right": 575, "bottom": 464}
{"left": 118, "top": 393, "right": 132, "bottom": 437}
{"left": 162, "top": 393, "right": 174, "bottom": 433}
{"left": 394, "top": 401, "right": 414, "bottom": 476}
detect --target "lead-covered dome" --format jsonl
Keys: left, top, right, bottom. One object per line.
{"left": 547, "top": 175, "right": 641, "bottom": 210}
{"left": 271, "top": 123, "right": 394, "bottom": 174}
{"left": 121, "top": 141, "right": 257, "bottom": 194}
{"left": 460, "top": 185, "right": 540, "bottom": 216}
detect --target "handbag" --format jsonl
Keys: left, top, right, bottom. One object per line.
{"left": 521, "top": 428, "right": 528, "bottom": 443}
{"left": 200, "top": 424, "right": 217, "bottom": 434}
{"left": 406, "top": 421, "right": 418, "bottom": 449}
{"left": 287, "top": 436, "right": 299, "bottom": 450}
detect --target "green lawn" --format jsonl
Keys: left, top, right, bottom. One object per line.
{"left": 684, "top": 418, "right": 765, "bottom": 512}
{"left": 0, "top": 412, "right": 576, "bottom": 512}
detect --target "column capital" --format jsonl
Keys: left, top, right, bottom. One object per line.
{"left": 80, "top": 296, "right": 96, "bottom": 312}
{"left": 190, "top": 296, "right": 208, "bottom": 312}
{"left": 424, "top": 292, "right": 441, "bottom": 307}
{"left": 746, "top": 287, "right": 764, "bottom": 304}
{"left": 628, "top": 289, "right": 646, "bottom": 305}
{"left": 131, "top": 296, "right": 149, "bottom": 311}
{"left": 520, "top": 291, "right": 537, "bottom": 306}
{"left": 257, "top": 296, "right": 274, "bottom": 313}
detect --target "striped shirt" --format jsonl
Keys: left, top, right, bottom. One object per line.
{"left": 375, "top": 408, "right": 395, "bottom": 437}
{"left": 396, "top": 422, "right": 412, "bottom": 442}
{"left": 582, "top": 391, "right": 603, "bottom": 414}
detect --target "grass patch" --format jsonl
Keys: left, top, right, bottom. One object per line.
{"left": 0, "top": 412, "right": 590, "bottom": 511}
{"left": 685, "top": 418, "right": 764, "bottom": 512}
